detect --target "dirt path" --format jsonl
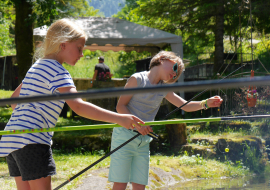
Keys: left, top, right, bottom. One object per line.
{"left": 75, "top": 167, "right": 185, "bottom": 190}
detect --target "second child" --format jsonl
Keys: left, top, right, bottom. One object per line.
{"left": 108, "top": 51, "right": 223, "bottom": 190}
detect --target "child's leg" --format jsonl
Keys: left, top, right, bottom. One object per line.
{"left": 28, "top": 176, "right": 52, "bottom": 190}
{"left": 132, "top": 183, "right": 145, "bottom": 190}
{"left": 109, "top": 128, "right": 139, "bottom": 184}
{"left": 7, "top": 144, "right": 56, "bottom": 190}
{"left": 112, "top": 182, "right": 128, "bottom": 190}
{"left": 130, "top": 142, "right": 150, "bottom": 187}
{"left": 15, "top": 176, "right": 52, "bottom": 190}
{"left": 14, "top": 176, "right": 31, "bottom": 190}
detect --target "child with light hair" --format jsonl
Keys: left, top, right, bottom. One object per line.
{"left": 0, "top": 18, "right": 144, "bottom": 190}
{"left": 109, "top": 50, "right": 223, "bottom": 190}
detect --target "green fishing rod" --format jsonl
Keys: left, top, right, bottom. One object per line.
{"left": 1, "top": 115, "right": 270, "bottom": 136}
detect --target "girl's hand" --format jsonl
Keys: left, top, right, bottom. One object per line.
{"left": 117, "top": 114, "right": 145, "bottom": 130}
{"left": 137, "top": 125, "right": 153, "bottom": 136}
{"left": 207, "top": 96, "right": 223, "bottom": 108}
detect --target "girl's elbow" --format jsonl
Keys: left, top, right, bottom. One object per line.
{"left": 116, "top": 104, "right": 126, "bottom": 113}
{"left": 116, "top": 105, "right": 121, "bottom": 113}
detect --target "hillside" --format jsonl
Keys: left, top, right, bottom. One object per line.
{"left": 87, "top": 0, "right": 125, "bottom": 17}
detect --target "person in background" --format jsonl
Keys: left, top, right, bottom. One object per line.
{"left": 92, "top": 56, "right": 112, "bottom": 82}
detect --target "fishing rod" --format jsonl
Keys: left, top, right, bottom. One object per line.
{"left": 2, "top": 114, "right": 270, "bottom": 136}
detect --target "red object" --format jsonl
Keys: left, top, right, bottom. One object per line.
{"left": 246, "top": 70, "right": 257, "bottom": 107}
{"left": 247, "top": 97, "right": 257, "bottom": 107}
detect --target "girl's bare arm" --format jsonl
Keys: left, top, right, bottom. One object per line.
{"left": 58, "top": 86, "right": 144, "bottom": 130}
{"left": 165, "top": 92, "right": 223, "bottom": 112}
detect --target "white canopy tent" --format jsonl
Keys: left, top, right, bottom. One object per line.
{"left": 33, "top": 17, "right": 184, "bottom": 100}
{"left": 34, "top": 17, "right": 183, "bottom": 57}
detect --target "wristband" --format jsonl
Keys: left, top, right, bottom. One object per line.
{"left": 205, "top": 99, "right": 209, "bottom": 109}
{"left": 200, "top": 99, "right": 209, "bottom": 110}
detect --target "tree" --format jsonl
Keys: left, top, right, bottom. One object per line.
{"left": 115, "top": 0, "right": 270, "bottom": 74}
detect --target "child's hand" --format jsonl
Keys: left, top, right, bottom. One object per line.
{"left": 137, "top": 125, "right": 153, "bottom": 136}
{"left": 117, "top": 114, "right": 145, "bottom": 130}
{"left": 207, "top": 96, "right": 223, "bottom": 108}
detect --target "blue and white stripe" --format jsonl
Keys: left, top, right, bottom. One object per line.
{"left": 0, "top": 59, "right": 75, "bottom": 157}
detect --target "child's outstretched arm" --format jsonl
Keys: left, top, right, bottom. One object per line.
{"left": 165, "top": 92, "right": 223, "bottom": 112}
{"left": 58, "top": 86, "right": 144, "bottom": 130}
{"left": 116, "top": 77, "right": 153, "bottom": 136}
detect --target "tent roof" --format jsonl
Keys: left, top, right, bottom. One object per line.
{"left": 33, "top": 17, "right": 183, "bottom": 54}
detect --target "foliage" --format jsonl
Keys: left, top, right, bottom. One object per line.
{"left": 0, "top": 18, "right": 15, "bottom": 56}
{"left": 0, "top": 1, "right": 15, "bottom": 56}
{"left": 243, "top": 142, "right": 268, "bottom": 173}
{"left": 0, "top": 106, "right": 12, "bottom": 123}
{"left": 114, "top": 0, "right": 270, "bottom": 71}
{"left": 114, "top": 51, "right": 152, "bottom": 78}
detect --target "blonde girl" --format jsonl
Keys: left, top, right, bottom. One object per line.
{"left": 0, "top": 18, "right": 144, "bottom": 190}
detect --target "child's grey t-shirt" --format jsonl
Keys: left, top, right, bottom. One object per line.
{"left": 127, "top": 71, "right": 168, "bottom": 121}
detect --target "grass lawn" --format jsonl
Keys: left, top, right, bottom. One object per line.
{"left": 0, "top": 90, "right": 13, "bottom": 99}
{"left": 0, "top": 150, "right": 254, "bottom": 190}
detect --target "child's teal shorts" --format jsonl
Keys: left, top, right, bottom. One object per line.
{"left": 108, "top": 127, "right": 152, "bottom": 185}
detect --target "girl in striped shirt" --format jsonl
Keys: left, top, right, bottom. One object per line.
{"left": 0, "top": 18, "right": 144, "bottom": 190}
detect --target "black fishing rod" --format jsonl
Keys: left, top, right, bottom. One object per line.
{"left": 54, "top": 64, "right": 248, "bottom": 189}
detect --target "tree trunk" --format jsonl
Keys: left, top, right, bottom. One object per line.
{"left": 213, "top": 0, "right": 225, "bottom": 74}
{"left": 15, "top": 0, "right": 34, "bottom": 81}
{"left": 165, "top": 123, "right": 187, "bottom": 152}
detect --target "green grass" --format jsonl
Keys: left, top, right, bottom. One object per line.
{"left": 0, "top": 90, "right": 14, "bottom": 100}
{"left": 0, "top": 150, "right": 255, "bottom": 190}
{"left": 150, "top": 154, "right": 251, "bottom": 179}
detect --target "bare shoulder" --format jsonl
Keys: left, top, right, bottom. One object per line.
{"left": 125, "top": 76, "right": 138, "bottom": 88}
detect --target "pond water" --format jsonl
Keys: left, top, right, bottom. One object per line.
{"left": 158, "top": 175, "right": 270, "bottom": 189}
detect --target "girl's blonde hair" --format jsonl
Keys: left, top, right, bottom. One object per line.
{"left": 149, "top": 51, "right": 184, "bottom": 84}
{"left": 34, "top": 18, "right": 87, "bottom": 61}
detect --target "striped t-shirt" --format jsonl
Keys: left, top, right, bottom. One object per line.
{"left": 0, "top": 59, "right": 75, "bottom": 157}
